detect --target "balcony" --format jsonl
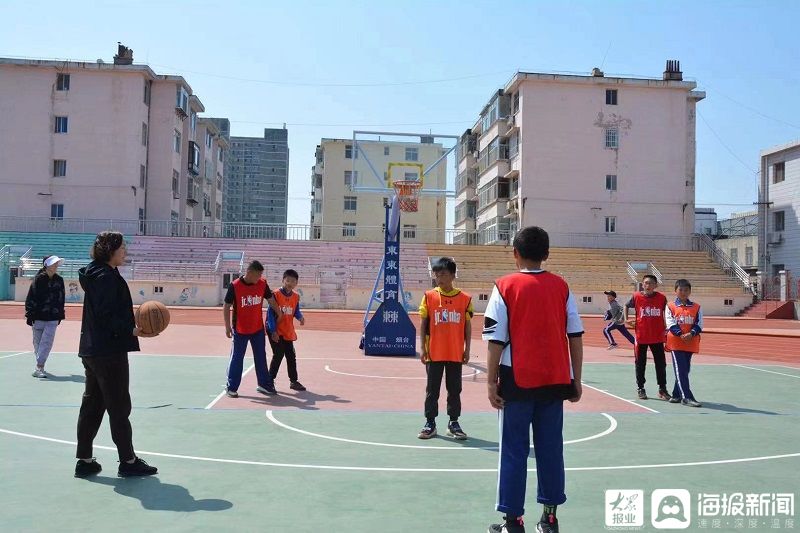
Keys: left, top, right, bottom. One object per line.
{"left": 456, "top": 131, "right": 477, "bottom": 162}
{"left": 477, "top": 143, "right": 509, "bottom": 177}
{"left": 455, "top": 168, "right": 478, "bottom": 193}
{"left": 186, "top": 179, "right": 199, "bottom": 206}
{"left": 188, "top": 142, "right": 200, "bottom": 176}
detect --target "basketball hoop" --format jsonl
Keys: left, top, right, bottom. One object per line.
{"left": 392, "top": 180, "right": 422, "bottom": 212}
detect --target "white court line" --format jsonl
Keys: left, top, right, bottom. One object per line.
{"left": 265, "top": 410, "right": 617, "bottom": 449}
{"left": 1, "top": 426, "right": 798, "bottom": 473}
{"left": 581, "top": 382, "right": 660, "bottom": 414}
{"left": 324, "top": 364, "right": 481, "bottom": 380}
{"left": 734, "top": 364, "right": 800, "bottom": 380}
{"left": 0, "top": 351, "right": 29, "bottom": 360}
{"left": 204, "top": 363, "right": 255, "bottom": 410}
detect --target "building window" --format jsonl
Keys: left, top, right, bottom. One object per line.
{"left": 605, "top": 216, "right": 616, "bottom": 233}
{"left": 605, "top": 174, "right": 617, "bottom": 191}
{"left": 724, "top": 299, "right": 733, "bottom": 306}
{"left": 730, "top": 248, "right": 738, "bottom": 263}
{"left": 403, "top": 224, "right": 416, "bottom": 239}
{"left": 313, "top": 199, "right": 322, "bottom": 214}
{"left": 174, "top": 130, "right": 182, "bottom": 153}
{"left": 384, "top": 146, "right": 390, "bottom": 156}
{"left": 773, "top": 162, "right": 785, "bottom": 184}
{"left": 604, "top": 128, "right": 618, "bottom": 149}
{"left": 344, "top": 196, "right": 358, "bottom": 211}
{"left": 774, "top": 210, "right": 785, "bottom": 231}
{"left": 140, "top": 165, "right": 146, "bottom": 188}
{"left": 53, "top": 159, "right": 67, "bottom": 177}
{"left": 216, "top": 174, "right": 222, "bottom": 191}
{"left": 190, "top": 112, "right": 197, "bottom": 134}
{"left": 172, "top": 170, "right": 180, "bottom": 199}
{"left": 345, "top": 144, "right": 353, "bottom": 159}
{"left": 745, "top": 246, "right": 754, "bottom": 266}
{"left": 143, "top": 81, "right": 150, "bottom": 105}
{"left": 141, "top": 123, "right": 148, "bottom": 146}
{"left": 56, "top": 73, "right": 70, "bottom": 91}
{"left": 218, "top": 149, "right": 224, "bottom": 163}
{"left": 342, "top": 222, "right": 357, "bottom": 237}
{"left": 138, "top": 208, "right": 145, "bottom": 232}
{"left": 153, "top": 286, "right": 164, "bottom": 294}
{"left": 54, "top": 116, "right": 68, "bottom": 133}
{"left": 405, "top": 147, "right": 418, "bottom": 162}
{"left": 478, "top": 293, "right": 489, "bottom": 301}
{"left": 582, "top": 296, "right": 593, "bottom": 303}
{"left": 344, "top": 170, "right": 359, "bottom": 186}
{"left": 50, "top": 204, "right": 64, "bottom": 220}
{"left": 404, "top": 172, "right": 419, "bottom": 181}
{"left": 605, "top": 89, "right": 617, "bottom": 105}
{"left": 216, "top": 203, "right": 222, "bottom": 219}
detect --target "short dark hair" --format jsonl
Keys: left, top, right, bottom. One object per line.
{"left": 512, "top": 226, "right": 549, "bottom": 261}
{"left": 674, "top": 278, "right": 692, "bottom": 290}
{"left": 642, "top": 274, "right": 658, "bottom": 283}
{"left": 91, "top": 231, "right": 125, "bottom": 263}
{"left": 431, "top": 257, "right": 457, "bottom": 275}
{"left": 247, "top": 260, "right": 264, "bottom": 272}
{"left": 283, "top": 269, "right": 299, "bottom": 280}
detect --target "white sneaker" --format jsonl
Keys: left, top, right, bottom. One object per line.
{"left": 225, "top": 388, "right": 238, "bottom": 398}
{"left": 32, "top": 368, "right": 47, "bottom": 378}
{"left": 606, "top": 344, "right": 618, "bottom": 350}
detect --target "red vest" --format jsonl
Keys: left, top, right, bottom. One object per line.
{"left": 273, "top": 289, "right": 300, "bottom": 341}
{"left": 631, "top": 291, "right": 667, "bottom": 344}
{"left": 425, "top": 289, "right": 471, "bottom": 363}
{"left": 665, "top": 302, "right": 701, "bottom": 353}
{"left": 495, "top": 272, "right": 571, "bottom": 389}
{"left": 232, "top": 278, "right": 266, "bottom": 335}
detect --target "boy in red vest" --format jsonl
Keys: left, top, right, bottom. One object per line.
{"left": 625, "top": 274, "right": 671, "bottom": 401}
{"left": 223, "top": 260, "right": 281, "bottom": 398}
{"left": 484, "top": 227, "right": 584, "bottom": 533}
{"left": 418, "top": 257, "right": 473, "bottom": 440}
{"left": 665, "top": 279, "right": 703, "bottom": 407}
{"left": 267, "top": 269, "right": 306, "bottom": 391}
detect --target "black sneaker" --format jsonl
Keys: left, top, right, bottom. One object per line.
{"left": 417, "top": 421, "right": 436, "bottom": 439}
{"left": 290, "top": 381, "right": 307, "bottom": 391}
{"left": 537, "top": 513, "right": 558, "bottom": 533}
{"left": 74, "top": 459, "right": 102, "bottom": 478}
{"left": 118, "top": 457, "right": 158, "bottom": 477}
{"left": 447, "top": 420, "right": 468, "bottom": 440}
{"left": 488, "top": 516, "right": 525, "bottom": 532}
{"left": 256, "top": 384, "right": 278, "bottom": 396}
{"left": 658, "top": 389, "right": 672, "bottom": 401}
{"left": 637, "top": 388, "right": 648, "bottom": 400}
{"left": 668, "top": 396, "right": 681, "bottom": 403}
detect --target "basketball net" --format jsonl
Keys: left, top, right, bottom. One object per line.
{"left": 392, "top": 180, "right": 422, "bottom": 212}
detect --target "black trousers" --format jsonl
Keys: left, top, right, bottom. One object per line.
{"left": 269, "top": 337, "right": 298, "bottom": 382}
{"left": 424, "top": 361, "right": 462, "bottom": 422}
{"left": 76, "top": 355, "right": 135, "bottom": 462}
{"left": 635, "top": 343, "right": 667, "bottom": 390}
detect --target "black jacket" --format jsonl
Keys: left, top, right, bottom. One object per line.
{"left": 78, "top": 261, "right": 139, "bottom": 356}
{"left": 24, "top": 269, "right": 65, "bottom": 324}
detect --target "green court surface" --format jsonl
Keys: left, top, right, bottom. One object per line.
{"left": 1, "top": 350, "right": 798, "bottom": 532}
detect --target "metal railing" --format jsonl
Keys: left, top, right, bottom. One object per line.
{"left": 694, "top": 233, "right": 755, "bottom": 294}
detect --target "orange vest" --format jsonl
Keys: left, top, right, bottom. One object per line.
{"left": 273, "top": 289, "right": 300, "bottom": 341}
{"left": 425, "top": 289, "right": 471, "bottom": 363}
{"left": 665, "top": 302, "right": 701, "bottom": 353}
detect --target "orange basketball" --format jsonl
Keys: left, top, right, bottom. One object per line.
{"left": 135, "top": 301, "right": 170, "bottom": 335}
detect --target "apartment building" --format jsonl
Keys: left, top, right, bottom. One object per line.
{"left": 454, "top": 61, "right": 705, "bottom": 248}
{"left": 759, "top": 140, "right": 800, "bottom": 279}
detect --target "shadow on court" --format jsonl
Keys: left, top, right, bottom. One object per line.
{"left": 243, "top": 390, "right": 351, "bottom": 411}
{"left": 39, "top": 374, "right": 85, "bottom": 383}
{"left": 85, "top": 476, "right": 233, "bottom": 512}
{"left": 699, "top": 402, "right": 780, "bottom": 415}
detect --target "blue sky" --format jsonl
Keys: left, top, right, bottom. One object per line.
{"left": 2, "top": 0, "right": 799, "bottom": 224}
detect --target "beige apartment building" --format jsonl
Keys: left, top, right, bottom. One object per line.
{"left": 454, "top": 61, "right": 705, "bottom": 248}
{"left": 0, "top": 45, "right": 226, "bottom": 236}
{"left": 310, "top": 138, "right": 447, "bottom": 243}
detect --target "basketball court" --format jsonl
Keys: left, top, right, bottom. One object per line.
{"left": 1, "top": 308, "right": 798, "bottom": 532}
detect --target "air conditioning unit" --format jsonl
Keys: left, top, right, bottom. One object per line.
{"left": 767, "top": 232, "right": 783, "bottom": 245}
{"left": 507, "top": 198, "right": 518, "bottom": 213}
{"left": 506, "top": 115, "right": 515, "bottom": 126}
{"left": 472, "top": 151, "right": 480, "bottom": 159}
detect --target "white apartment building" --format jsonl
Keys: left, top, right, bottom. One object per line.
{"left": 759, "top": 140, "right": 800, "bottom": 279}
{"left": 310, "top": 138, "right": 447, "bottom": 243}
{"left": 454, "top": 61, "right": 705, "bottom": 248}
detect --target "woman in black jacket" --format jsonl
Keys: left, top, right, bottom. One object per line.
{"left": 74, "top": 231, "right": 159, "bottom": 479}
{"left": 25, "top": 255, "right": 66, "bottom": 378}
